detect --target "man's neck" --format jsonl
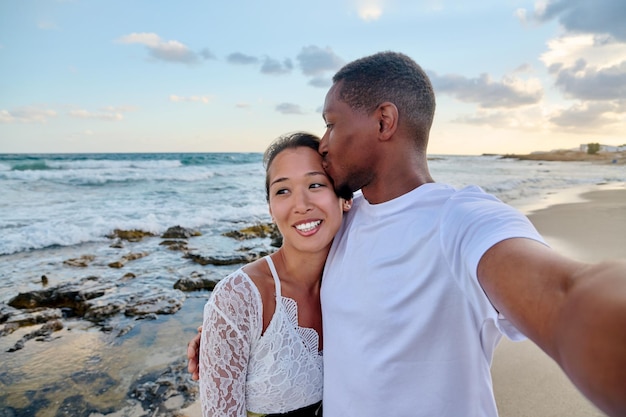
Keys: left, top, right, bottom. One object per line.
{"left": 361, "top": 173, "right": 434, "bottom": 204}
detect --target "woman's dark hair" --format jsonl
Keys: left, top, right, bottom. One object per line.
{"left": 263, "top": 131, "right": 352, "bottom": 201}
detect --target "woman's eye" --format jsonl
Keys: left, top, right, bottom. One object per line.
{"left": 310, "top": 183, "right": 325, "bottom": 189}
{"left": 275, "top": 188, "right": 288, "bottom": 195}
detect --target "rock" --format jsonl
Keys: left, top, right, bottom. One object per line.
{"left": 108, "top": 260, "right": 125, "bottom": 268}
{"left": 1, "top": 308, "right": 63, "bottom": 333}
{"left": 63, "top": 254, "right": 95, "bottom": 268}
{"left": 124, "top": 290, "right": 185, "bottom": 316}
{"left": 106, "top": 229, "right": 155, "bottom": 242}
{"left": 83, "top": 300, "right": 126, "bottom": 321}
{"left": 184, "top": 252, "right": 252, "bottom": 266}
{"left": 120, "top": 272, "right": 136, "bottom": 281}
{"left": 129, "top": 358, "right": 198, "bottom": 414}
{"left": 184, "top": 250, "right": 273, "bottom": 266}
{"left": 160, "top": 239, "right": 189, "bottom": 251}
{"left": 8, "top": 276, "right": 111, "bottom": 314}
{"left": 108, "top": 251, "right": 149, "bottom": 268}
{"left": 223, "top": 222, "right": 280, "bottom": 240}
{"left": 174, "top": 272, "right": 219, "bottom": 291}
{"left": 6, "top": 319, "right": 63, "bottom": 352}
{"left": 161, "top": 225, "right": 201, "bottom": 239}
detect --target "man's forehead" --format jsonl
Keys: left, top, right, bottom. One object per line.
{"left": 322, "top": 84, "right": 340, "bottom": 116}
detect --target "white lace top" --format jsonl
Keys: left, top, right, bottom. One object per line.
{"left": 199, "top": 256, "right": 323, "bottom": 417}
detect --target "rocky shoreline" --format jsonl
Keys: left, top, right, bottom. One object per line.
{"left": 499, "top": 149, "right": 625, "bottom": 164}
{"left": 0, "top": 224, "right": 281, "bottom": 416}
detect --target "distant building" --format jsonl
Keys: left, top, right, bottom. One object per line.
{"left": 579, "top": 144, "right": 626, "bottom": 153}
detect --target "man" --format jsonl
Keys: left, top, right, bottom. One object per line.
{"left": 189, "top": 51, "right": 626, "bottom": 416}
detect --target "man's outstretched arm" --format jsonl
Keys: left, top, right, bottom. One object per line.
{"left": 478, "top": 238, "right": 626, "bottom": 417}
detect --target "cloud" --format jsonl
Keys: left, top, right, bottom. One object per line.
{"left": 297, "top": 46, "right": 344, "bottom": 76}
{"left": 68, "top": 109, "right": 124, "bottom": 121}
{"left": 169, "top": 95, "right": 212, "bottom": 104}
{"left": 275, "top": 103, "right": 305, "bottom": 115}
{"left": 453, "top": 108, "right": 546, "bottom": 131}
{"left": 0, "top": 107, "right": 57, "bottom": 123}
{"left": 539, "top": 34, "right": 626, "bottom": 102}
{"left": 429, "top": 72, "right": 543, "bottom": 108}
{"left": 227, "top": 52, "right": 259, "bottom": 65}
{"left": 553, "top": 59, "right": 626, "bottom": 100}
{"left": 351, "top": 0, "right": 384, "bottom": 21}
{"left": 200, "top": 48, "right": 216, "bottom": 60}
{"left": 549, "top": 100, "right": 626, "bottom": 132}
{"left": 116, "top": 32, "right": 199, "bottom": 64}
{"left": 37, "top": 20, "right": 59, "bottom": 30}
{"left": 261, "top": 57, "right": 293, "bottom": 75}
{"left": 540, "top": 34, "right": 626, "bottom": 70}
{"left": 308, "top": 77, "right": 332, "bottom": 88}
{"left": 529, "top": 0, "right": 626, "bottom": 41}
{"left": 235, "top": 103, "right": 251, "bottom": 109}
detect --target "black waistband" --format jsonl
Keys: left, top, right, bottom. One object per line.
{"left": 265, "top": 401, "right": 322, "bottom": 417}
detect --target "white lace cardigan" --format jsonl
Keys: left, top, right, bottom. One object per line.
{"left": 199, "top": 256, "right": 323, "bottom": 417}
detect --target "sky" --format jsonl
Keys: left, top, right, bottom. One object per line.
{"left": 1, "top": 0, "right": 625, "bottom": 155}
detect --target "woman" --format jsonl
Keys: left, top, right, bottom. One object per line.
{"left": 199, "top": 132, "right": 352, "bottom": 417}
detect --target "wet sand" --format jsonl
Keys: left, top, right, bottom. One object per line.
{"left": 491, "top": 185, "right": 626, "bottom": 417}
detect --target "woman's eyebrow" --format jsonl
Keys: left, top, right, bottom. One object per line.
{"left": 269, "top": 171, "right": 326, "bottom": 188}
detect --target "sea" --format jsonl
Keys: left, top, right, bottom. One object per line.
{"left": 0, "top": 152, "right": 624, "bottom": 415}
{"left": 1, "top": 152, "right": 625, "bottom": 294}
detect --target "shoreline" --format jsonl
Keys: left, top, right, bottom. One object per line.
{"left": 492, "top": 183, "right": 626, "bottom": 417}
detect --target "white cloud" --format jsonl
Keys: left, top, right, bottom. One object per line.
{"left": 68, "top": 109, "right": 124, "bottom": 121}
{"left": 37, "top": 20, "right": 59, "bottom": 30}
{"left": 275, "top": 103, "right": 305, "bottom": 115}
{"left": 116, "top": 32, "right": 199, "bottom": 64}
{"left": 530, "top": 0, "right": 626, "bottom": 41}
{"left": 540, "top": 34, "right": 626, "bottom": 70}
{"left": 0, "top": 110, "right": 14, "bottom": 123}
{"left": 261, "top": 57, "right": 293, "bottom": 75}
{"left": 227, "top": 52, "right": 259, "bottom": 65}
{"left": 453, "top": 104, "right": 551, "bottom": 132}
{"left": 354, "top": 0, "right": 384, "bottom": 21}
{"left": 169, "top": 95, "right": 212, "bottom": 104}
{"left": 296, "top": 46, "right": 344, "bottom": 77}
{"left": 540, "top": 34, "right": 626, "bottom": 101}
{"left": 430, "top": 72, "right": 543, "bottom": 108}
{"left": 548, "top": 100, "right": 626, "bottom": 132}
{"left": 0, "top": 107, "right": 57, "bottom": 123}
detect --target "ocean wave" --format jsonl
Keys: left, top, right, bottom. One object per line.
{"left": 0, "top": 165, "right": 218, "bottom": 185}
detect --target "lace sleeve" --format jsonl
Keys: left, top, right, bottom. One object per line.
{"left": 199, "top": 273, "right": 262, "bottom": 417}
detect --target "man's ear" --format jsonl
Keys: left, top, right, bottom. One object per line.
{"left": 342, "top": 198, "right": 352, "bottom": 212}
{"left": 377, "top": 102, "right": 398, "bottom": 141}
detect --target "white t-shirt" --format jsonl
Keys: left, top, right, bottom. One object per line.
{"left": 321, "top": 184, "right": 545, "bottom": 417}
{"left": 200, "top": 256, "right": 323, "bottom": 417}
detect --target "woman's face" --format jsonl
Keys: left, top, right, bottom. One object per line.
{"left": 267, "top": 146, "right": 345, "bottom": 255}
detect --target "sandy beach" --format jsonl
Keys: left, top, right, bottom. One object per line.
{"left": 491, "top": 184, "right": 626, "bottom": 417}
